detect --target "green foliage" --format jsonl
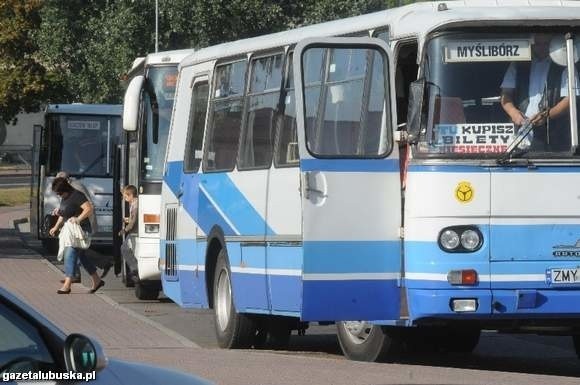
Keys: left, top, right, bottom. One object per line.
{"left": 6, "top": 0, "right": 422, "bottom": 113}
{"left": 0, "top": 0, "right": 61, "bottom": 124}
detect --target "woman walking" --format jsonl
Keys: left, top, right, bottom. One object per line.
{"left": 48, "top": 177, "right": 104, "bottom": 294}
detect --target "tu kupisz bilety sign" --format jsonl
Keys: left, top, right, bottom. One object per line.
{"left": 434, "top": 123, "right": 516, "bottom": 154}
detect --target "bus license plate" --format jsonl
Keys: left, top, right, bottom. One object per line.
{"left": 547, "top": 268, "right": 580, "bottom": 285}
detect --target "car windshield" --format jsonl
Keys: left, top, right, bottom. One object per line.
{"left": 416, "top": 31, "right": 580, "bottom": 158}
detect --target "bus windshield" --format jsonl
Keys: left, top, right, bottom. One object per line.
{"left": 416, "top": 31, "right": 580, "bottom": 158}
{"left": 46, "top": 114, "right": 121, "bottom": 176}
{"left": 141, "top": 65, "right": 178, "bottom": 181}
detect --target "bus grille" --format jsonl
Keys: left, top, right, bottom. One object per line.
{"left": 165, "top": 207, "right": 178, "bottom": 279}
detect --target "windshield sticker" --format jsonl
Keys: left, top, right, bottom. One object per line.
{"left": 445, "top": 40, "right": 531, "bottom": 63}
{"left": 434, "top": 123, "right": 515, "bottom": 153}
{"left": 455, "top": 181, "right": 474, "bottom": 204}
{"left": 67, "top": 120, "right": 101, "bottom": 130}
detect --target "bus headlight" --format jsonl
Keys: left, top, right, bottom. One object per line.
{"left": 145, "top": 224, "right": 160, "bottom": 233}
{"left": 439, "top": 229, "right": 460, "bottom": 250}
{"left": 438, "top": 226, "right": 483, "bottom": 253}
{"left": 461, "top": 229, "right": 480, "bottom": 251}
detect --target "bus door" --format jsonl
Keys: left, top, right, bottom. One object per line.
{"left": 293, "top": 38, "right": 402, "bottom": 321}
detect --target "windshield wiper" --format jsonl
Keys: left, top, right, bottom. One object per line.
{"left": 497, "top": 119, "right": 534, "bottom": 165}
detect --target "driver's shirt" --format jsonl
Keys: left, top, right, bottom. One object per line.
{"left": 500, "top": 58, "right": 574, "bottom": 118}
{"left": 501, "top": 57, "right": 552, "bottom": 118}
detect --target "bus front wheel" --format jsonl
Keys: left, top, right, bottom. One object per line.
{"left": 213, "top": 249, "right": 255, "bottom": 349}
{"left": 336, "top": 321, "right": 402, "bottom": 362}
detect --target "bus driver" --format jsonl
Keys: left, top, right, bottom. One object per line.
{"left": 500, "top": 33, "right": 574, "bottom": 151}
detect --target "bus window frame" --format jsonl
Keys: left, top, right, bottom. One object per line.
{"left": 202, "top": 57, "right": 249, "bottom": 174}
{"left": 298, "top": 41, "right": 394, "bottom": 160}
{"left": 183, "top": 75, "right": 210, "bottom": 174}
{"left": 273, "top": 49, "right": 301, "bottom": 169}
{"left": 237, "top": 49, "right": 286, "bottom": 172}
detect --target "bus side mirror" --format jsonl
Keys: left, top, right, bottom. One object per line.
{"left": 406, "top": 78, "right": 425, "bottom": 144}
{"left": 123, "top": 75, "right": 145, "bottom": 132}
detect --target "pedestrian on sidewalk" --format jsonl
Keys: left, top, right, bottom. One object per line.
{"left": 48, "top": 177, "right": 105, "bottom": 294}
{"left": 54, "top": 171, "right": 113, "bottom": 279}
{"left": 119, "top": 185, "right": 139, "bottom": 277}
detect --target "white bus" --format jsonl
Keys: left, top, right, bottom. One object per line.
{"left": 161, "top": 1, "right": 580, "bottom": 361}
{"left": 32, "top": 104, "right": 122, "bottom": 253}
{"left": 118, "top": 49, "right": 195, "bottom": 300}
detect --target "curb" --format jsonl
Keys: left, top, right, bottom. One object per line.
{"left": 40, "top": 259, "right": 200, "bottom": 350}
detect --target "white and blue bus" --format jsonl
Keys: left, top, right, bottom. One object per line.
{"left": 160, "top": 1, "right": 580, "bottom": 361}
{"left": 119, "top": 49, "right": 194, "bottom": 300}
{"left": 32, "top": 104, "right": 123, "bottom": 252}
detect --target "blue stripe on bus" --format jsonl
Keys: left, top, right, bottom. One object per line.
{"left": 164, "top": 161, "right": 183, "bottom": 196}
{"left": 300, "top": 158, "right": 399, "bottom": 172}
{"left": 266, "top": 244, "right": 302, "bottom": 270}
{"left": 408, "top": 165, "right": 490, "bottom": 173}
{"left": 200, "top": 173, "right": 274, "bottom": 235}
{"left": 409, "top": 165, "right": 580, "bottom": 173}
{"left": 164, "top": 161, "right": 274, "bottom": 236}
{"left": 302, "top": 279, "right": 399, "bottom": 321}
{"left": 303, "top": 241, "right": 400, "bottom": 274}
{"left": 197, "top": 189, "right": 237, "bottom": 235}
{"left": 490, "top": 224, "right": 580, "bottom": 261}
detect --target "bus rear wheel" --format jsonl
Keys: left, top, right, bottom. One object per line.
{"left": 213, "top": 249, "right": 255, "bottom": 349}
{"left": 336, "top": 321, "right": 402, "bottom": 362}
{"left": 135, "top": 282, "right": 159, "bottom": 300}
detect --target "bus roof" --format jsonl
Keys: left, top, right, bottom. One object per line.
{"left": 180, "top": 0, "right": 580, "bottom": 67}
{"left": 46, "top": 104, "right": 123, "bottom": 116}
{"left": 126, "top": 49, "right": 196, "bottom": 80}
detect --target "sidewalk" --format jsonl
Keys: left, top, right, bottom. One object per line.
{"left": 0, "top": 207, "right": 197, "bottom": 355}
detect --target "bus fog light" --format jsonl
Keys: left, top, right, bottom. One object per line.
{"left": 145, "top": 224, "right": 160, "bottom": 233}
{"left": 451, "top": 299, "right": 477, "bottom": 312}
{"left": 460, "top": 229, "right": 481, "bottom": 250}
{"left": 440, "top": 229, "right": 460, "bottom": 250}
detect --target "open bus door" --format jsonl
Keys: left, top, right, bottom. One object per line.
{"left": 293, "top": 38, "right": 402, "bottom": 321}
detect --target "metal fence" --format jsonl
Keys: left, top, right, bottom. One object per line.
{"left": 0, "top": 145, "right": 32, "bottom": 173}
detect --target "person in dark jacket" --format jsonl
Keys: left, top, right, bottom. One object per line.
{"left": 49, "top": 177, "right": 104, "bottom": 294}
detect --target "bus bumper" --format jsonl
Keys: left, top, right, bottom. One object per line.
{"left": 408, "top": 288, "right": 580, "bottom": 323}
{"left": 135, "top": 237, "right": 160, "bottom": 282}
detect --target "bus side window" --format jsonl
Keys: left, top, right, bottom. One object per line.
{"left": 274, "top": 52, "right": 299, "bottom": 168}
{"left": 238, "top": 53, "right": 283, "bottom": 170}
{"left": 204, "top": 60, "right": 247, "bottom": 172}
{"left": 184, "top": 80, "right": 209, "bottom": 173}
{"left": 393, "top": 41, "right": 418, "bottom": 125}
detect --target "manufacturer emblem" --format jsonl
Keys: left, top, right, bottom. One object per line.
{"left": 553, "top": 240, "right": 580, "bottom": 257}
{"left": 455, "top": 181, "right": 474, "bottom": 203}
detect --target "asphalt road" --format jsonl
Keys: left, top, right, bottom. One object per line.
{"left": 0, "top": 175, "right": 31, "bottom": 187}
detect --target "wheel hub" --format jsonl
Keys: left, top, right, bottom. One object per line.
{"left": 343, "top": 321, "right": 372, "bottom": 345}
{"left": 216, "top": 268, "right": 232, "bottom": 332}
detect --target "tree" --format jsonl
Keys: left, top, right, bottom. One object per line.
{"left": 0, "top": 0, "right": 61, "bottom": 124}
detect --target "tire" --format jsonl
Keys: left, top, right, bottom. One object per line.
{"left": 336, "top": 321, "right": 403, "bottom": 362}
{"left": 213, "top": 249, "right": 256, "bottom": 349}
{"left": 135, "top": 282, "right": 159, "bottom": 300}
